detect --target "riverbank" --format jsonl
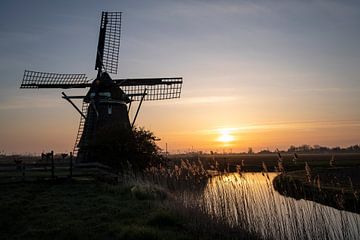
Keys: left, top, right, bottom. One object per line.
{"left": 273, "top": 167, "right": 360, "bottom": 213}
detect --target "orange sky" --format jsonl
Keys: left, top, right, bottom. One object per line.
{"left": 0, "top": 1, "right": 359, "bottom": 154}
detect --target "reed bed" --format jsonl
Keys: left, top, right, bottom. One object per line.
{"left": 198, "top": 173, "right": 360, "bottom": 240}
{"left": 137, "top": 158, "right": 360, "bottom": 240}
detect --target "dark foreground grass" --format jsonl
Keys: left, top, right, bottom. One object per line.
{"left": 0, "top": 180, "right": 191, "bottom": 240}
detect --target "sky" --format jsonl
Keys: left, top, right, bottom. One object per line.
{"left": 0, "top": 0, "right": 359, "bottom": 154}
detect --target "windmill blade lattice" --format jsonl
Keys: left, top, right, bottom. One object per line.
{"left": 114, "top": 77, "right": 183, "bottom": 101}
{"left": 95, "top": 12, "right": 122, "bottom": 74}
{"left": 20, "top": 70, "right": 89, "bottom": 89}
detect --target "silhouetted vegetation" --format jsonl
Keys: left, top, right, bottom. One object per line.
{"left": 189, "top": 144, "right": 360, "bottom": 155}
{"left": 93, "top": 126, "right": 164, "bottom": 172}
{"left": 286, "top": 144, "right": 360, "bottom": 153}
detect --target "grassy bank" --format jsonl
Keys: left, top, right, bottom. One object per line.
{"left": 273, "top": 166, "right": 360, "bottom": 213}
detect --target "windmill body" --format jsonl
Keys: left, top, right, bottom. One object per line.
{"left": 20, "top": 12, "right": 183, "bottom": 164}
{"left": 77, "top": 72, "right": 131, "bottom": 163}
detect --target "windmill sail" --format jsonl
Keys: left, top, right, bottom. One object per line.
{"left": 114, "top": 77, "right": 183, "bottom": 101}
{"left": 20, "top": 70, "right": 89, "bottom": 89}
{"left": 95, "top": 12, "right": 122, "bottom": 74}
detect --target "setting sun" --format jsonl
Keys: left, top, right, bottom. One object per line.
{"left": 217, "top": 128, "right": 235, "bottom": 143}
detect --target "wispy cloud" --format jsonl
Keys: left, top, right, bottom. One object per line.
{"left": 0, "top": 95, "right": 63, "bottom": 110}
{"left": 178, "top": 96, "right": 238, "bottom": 105}
{"left": 169, "top": 1, "right": 270, "bottom": 18}
{"left": 145, "top": 95, "right": 238, "bottom": 106}
{"left": 293, "top": 87, "right": 360, "bottom": 93}
{"left": 199, "top": 119, "right": 360, "bottom": 134}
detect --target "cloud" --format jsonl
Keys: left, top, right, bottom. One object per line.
{"left": 0, "top": 95, "right": 63, "bottom": 110}
{"left": 199, "top": 119, "right": 360, "bottom": 134}
{"left": 147, "top": 95, "right": 239, "bottom": 107}
{"left": 169, "top": 1, "right": 270, "bottom": 18}
{"left": 178, "top": 96, "right": 238, "bottom": 105}
{"left": 293, "top": 87, "right": 360, "bottom": 93}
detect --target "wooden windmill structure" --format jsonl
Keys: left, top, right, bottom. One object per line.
{"left": 20, "top": 12, "right": 183, "bottom": 163}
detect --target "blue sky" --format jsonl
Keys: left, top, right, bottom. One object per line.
{"left": 0, "top": 0, "right": 359, "bottom": 154}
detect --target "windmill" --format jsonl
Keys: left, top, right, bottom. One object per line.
{"left": 20, "top": 12, "right": 183, "bottom": 164}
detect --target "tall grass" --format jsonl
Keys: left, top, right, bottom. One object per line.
{"left": 136, "top": 158, "right": 360, "bottom": 240}
{"left": 122, "top": 159, "right": 261, "bottom": 239}
{"left": 199, "top": 173, "right": 360, "bottom": 240}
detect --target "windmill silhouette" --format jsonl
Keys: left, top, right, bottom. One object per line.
{"left": 20, "top": 12, "right": 183, "bottom": 163}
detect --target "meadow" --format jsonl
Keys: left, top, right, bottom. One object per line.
{"left": 0, "top": 180, "right": 192, "bottom": 240}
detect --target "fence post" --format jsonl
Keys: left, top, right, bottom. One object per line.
{"left": 22, "top": 163, "right": 25, "bottom": 182}
{"left": 69, "top": 152, "right": 73, "bottom": 178}
{"left": 51, "top": 151, "right": 54, "bottom": 180}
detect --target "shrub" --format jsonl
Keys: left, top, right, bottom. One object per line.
{"left": 93, "top": 125, "right": 164, "bottom": 172}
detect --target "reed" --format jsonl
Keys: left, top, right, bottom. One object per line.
{"left": 129, "top": 156, "right": 360, "bottom": 240}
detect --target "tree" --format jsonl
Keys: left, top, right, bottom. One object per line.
{"left": 288, "top": 145, "right": 296, "bottom": 152}
{"left": 93, "top": 124, "right": 164, "bottom": 172}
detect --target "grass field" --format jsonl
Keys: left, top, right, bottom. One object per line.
{"left": 0, "top": 179, "right": 191, "bottom": 240}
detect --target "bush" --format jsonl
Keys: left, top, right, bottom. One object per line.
{"left": 93, "top": 125, "right": 164, "bottom": 172}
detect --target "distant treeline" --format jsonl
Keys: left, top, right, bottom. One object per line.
{"left": 257, "top": 144, "right": 360, "bottom": 154}
{"left": 203, "top": 144, "right": 360, "bottom": 155}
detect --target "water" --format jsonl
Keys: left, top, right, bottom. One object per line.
{"left": 183, "top": 173, "right": 360, "bottom": 240}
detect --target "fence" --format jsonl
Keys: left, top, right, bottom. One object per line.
{"left": 0, "top": 152, "right": 103, "bottom": 184}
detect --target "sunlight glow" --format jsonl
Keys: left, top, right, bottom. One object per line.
{"left": 217, "top": 128, "right": 235, "bottom": 143}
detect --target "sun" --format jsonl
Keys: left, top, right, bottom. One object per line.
{"left": 217, "top": 128, "right": 235, "bottom": 143}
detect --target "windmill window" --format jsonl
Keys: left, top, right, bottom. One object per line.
{"left": 108, "top": 105, "right": 112, "bottom": 115}
{"left": 99, "top": 92, "right": 111, "bottom": 97}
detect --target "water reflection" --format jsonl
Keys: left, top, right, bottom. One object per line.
{"left": 196, "top": 173, "right": 360, "bottom": 240}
